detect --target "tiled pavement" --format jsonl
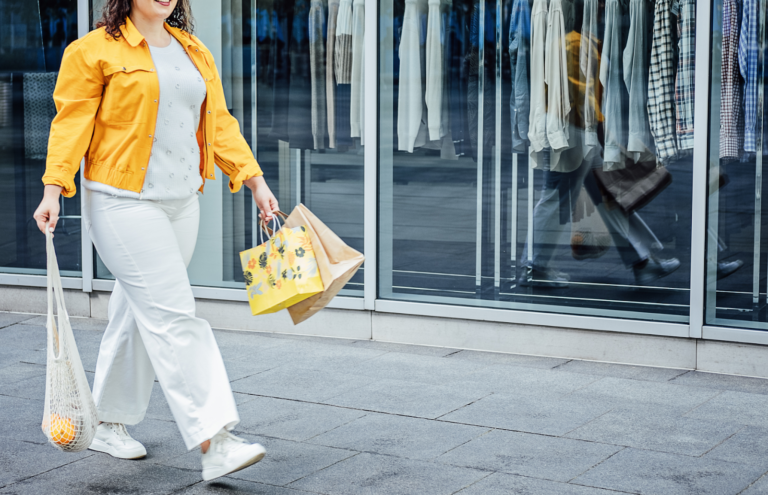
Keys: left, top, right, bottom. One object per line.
{"left": 3, "top": 311, "right": 768, "bottom": 494}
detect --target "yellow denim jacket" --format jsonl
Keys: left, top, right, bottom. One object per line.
{"left": 42, "top": 17, "right": 262, "bottom": 198}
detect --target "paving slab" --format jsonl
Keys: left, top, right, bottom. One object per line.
{"left": 0, "top": 439, "right": 94, "bottom": 488}
{"left": 288, "top": 452, "right": 488, "bottom": 495}
{"left": 572, "top": 448, "right": 766, "bottom": 495}
{"left": 441, "top": 391, "right": 614, "bottom": 436}
{"left": 553, "top": 360, "right": 689, "bottom": 382}
{"left": 670, "top": 371, "right": 768, "bottom": 396}
{"left": 180, "top": 478, "right": 315, "bottom": 494}
{"left": 0, "top": 324, "right": 47, "bottom": 365}
{"left": 686, "top": 390, "right": 768, "bottom": 428}
{"left": 460, "top": 365, "right": 601, "bottom": 396}
{"left": 230, "top": 340, "right": 386, "bottom": 375}
{"left": 231, "top": 366, "right": 376, "bottom": 403}
{"left": 228, "top": 437, "right": 357, "bottom": 486}
{"left": 447, "top": 350, "right": 570, "bottom": 370}
{"left": 308, "top": 413, "right": 489, "bottom": 461}
{"left": 236, "top": 395, "right": 367, "bottom": 442}
{"left": 565, "top": 405, "right": 742, "bottom": 456}
{"left": 705, "top": 426, "right": 768, "bottom": 470}
{"left": 572, "top": 377, "right": 721, "bottom": 410}
{"left": 0, "top": 312, "right": 37, "bottom": 330}
{"left": 0, "top": 453, "right": 201, "bottom": 495}
{"left": 341, "top": 351, "right": 489, "bottom": 386}
{"left": 323, "top": 378, "right": 489, "bottom": 419}
{"left": 0, "top": 395, "right": 47, "bottom": 444}
{"left": 456, "top": 472, "right": 622, "bottom": 494}
{"left": 436, "top": 429, "right": 622, "bottom": 483}
{"left": 0, "top": 361, "right": 46, "bottom": 387}
{"left": 741, "top": 473, "right": 768, "bottom": 495}
{"left": 348, "top": 340, "right": 460, "bottom": 357}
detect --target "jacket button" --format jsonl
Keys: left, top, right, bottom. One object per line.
{"left": 150, "top": 69, "right": 154, "bottom": 71}
{"left": 207, "top": 111, "right": 211, "bottom": 114}
{"left": 210, "top": 174, "right": 213, "bottom": 177}
{"left": 195, "top": 49, "right": 199, "bottom": 52}
{"left": 207, "top": 143, "right": 211, "bottom": 146}
{"left": 148, "top": 135, "right": 152, "bottom": 138}
{"left": 122, "top": 67, "right": 126, "bottom": 70}
{"left": 154, "top": 99, "right": 157, "bottom": 103}
{"left": 141, "top": 167, "right": 145, "bottom": 170}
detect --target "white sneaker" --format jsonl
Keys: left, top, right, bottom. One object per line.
{"left": 89, "top": 422, "right": 147, "bottom": 459}
{"left": 201, "top": 429, "right": 266, "bottom": 481}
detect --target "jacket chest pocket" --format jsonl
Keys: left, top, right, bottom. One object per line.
{"left": 101, "top": 65, "right": 156, "bottom": 124}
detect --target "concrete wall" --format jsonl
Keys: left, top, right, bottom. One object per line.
{"left": 4, "top": 284, "right": 768, "bottom": 378}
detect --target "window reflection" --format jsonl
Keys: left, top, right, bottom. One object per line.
{"left": 0, "top": 0, "right": 80, "bottom": 276}
{"left": 379, "top": 0, "right": 695, "bottom": 321}
{"left": 706, "top": 0, "right": 767, "bottom": 328}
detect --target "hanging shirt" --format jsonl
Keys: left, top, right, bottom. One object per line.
{"left": 544, "top": 0, "right": 571, "bottom": 153}
{"left": 579, "top": 0, "right": 602, "bottom": 160}
{"left": 623, "top": 0, "right": 654, "bottom": 163}
{"left": 335, "top": 0, "right": 353, "bottom": 84}
{"left": 648, "top": 0, "right": 678, "bottom": 163}
{"left": 600, "top": 0, "right": 626, "bottom": 170}
{"left": 738, "top": 0, "right": 758, "bottom": 153}
{"left": 425, "top": 0, "right": 443, "bottom": 141}
{"left": 720, "top": 0, "right": 743, "bottom": 159}
{"left": 397, "top": 0, "right": 428, "bottom": 152}
{"left": 350, "top": 0, "right": 365, "bottom": 142}
{"left": 528, "top": 0, "right": 549, "bottom": 165}
{"left": 309, "top": 0, "right": 327, "bottom": 150}
{"left": 675, "top": 0, "right": 696, "bottom": 151}
{"left": 509, "top": 0, "right": 531, "bottom": 154}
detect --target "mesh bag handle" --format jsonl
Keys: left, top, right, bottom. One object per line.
{"left": 42, "top": 229, "right": 98, "bottom": 452}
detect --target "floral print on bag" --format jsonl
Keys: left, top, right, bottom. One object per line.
{"left": 239, "top": 224, "right": 325, "bottom": 315}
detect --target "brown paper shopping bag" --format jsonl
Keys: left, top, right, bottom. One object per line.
{"left": 281, "top": 204, "right": 364, "bottom": 324}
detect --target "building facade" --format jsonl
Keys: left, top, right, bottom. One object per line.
{"left": 1, "top": 0, "right": 767, "bottom": 375}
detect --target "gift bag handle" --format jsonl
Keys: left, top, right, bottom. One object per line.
{"left": 258, "top": 214, "right": 283, "bottom": 246}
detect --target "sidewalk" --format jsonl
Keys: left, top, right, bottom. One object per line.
{"left": 3, "top": 311, "right": 768, "bottom": 494}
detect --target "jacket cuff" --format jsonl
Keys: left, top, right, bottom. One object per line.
{"left": 229, "top": 163, "right": 263, "bottom": 193}
{"left": 42, "top": 175, "right": 77, "bottom": 198}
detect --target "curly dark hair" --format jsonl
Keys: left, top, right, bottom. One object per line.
{"left": 96, "top": 0, "right": 194, "bottom": 40}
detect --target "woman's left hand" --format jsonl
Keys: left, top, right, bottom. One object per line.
{"left": 244, "top": 175, "right": 279, "bottom": 222}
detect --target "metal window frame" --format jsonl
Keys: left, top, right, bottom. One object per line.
{"left": 6, "top": 0, "right": 768, "bottom": 348}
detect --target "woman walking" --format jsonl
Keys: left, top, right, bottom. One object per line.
{"left": 33, "top": 0, "right": 277, "bottom": 481}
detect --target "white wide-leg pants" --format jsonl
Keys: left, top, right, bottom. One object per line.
{"left": 86, "top": 191, "right": 239, "bottom": 450}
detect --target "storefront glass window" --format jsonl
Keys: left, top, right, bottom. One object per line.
{"left": 705, "top": 0, "right": 767, "bottom": 328}
{"left": 379, "top": 0, "right": 695, "bottom": 322}
{"left": 93, "top": 0, "right": 365, "bottom": 296}
{"left": 0, "top": 0, "right": 81, "bottom": 276}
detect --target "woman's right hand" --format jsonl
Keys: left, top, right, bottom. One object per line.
{"left": 33, "top": 185, "right": 64, "bottom": 234}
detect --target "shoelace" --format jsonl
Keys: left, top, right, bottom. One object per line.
{"left": 212, "top": 430, "right": 247, "bottom": 453}
{"left": 108, "top": 423, "right": 132, "bottom": 441}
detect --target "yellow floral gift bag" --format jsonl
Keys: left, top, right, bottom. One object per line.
{"left": 239, "top": 218, "right": 325, "bottom": 316}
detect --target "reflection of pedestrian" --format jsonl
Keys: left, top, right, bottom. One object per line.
{"left": 520, "top": 154, "right": 680, "bottom": 288}
{"left": 33, "top": 0, "right": 276, "bottom": 482}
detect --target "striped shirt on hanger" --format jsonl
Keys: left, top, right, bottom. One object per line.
{"left": 675, "top": 0, "right": 696, "bottom": 151}
{"left": 648, "top": 0, "right": 678, "bottom": 163}
{"left": 738, "top": 0, "right": 758, "bottom": 153}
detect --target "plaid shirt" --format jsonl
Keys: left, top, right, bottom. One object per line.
{"left": 739, "top": 0, "right": 758, "bottom": 152}
{"left": 648, "top": 0, "right": 678, "bottom": 162}
{"left": 675, "top": 0, "right": 695, "bottom": 151}
{"left": 720, "top": 0, "right": 744, "bottom": 159}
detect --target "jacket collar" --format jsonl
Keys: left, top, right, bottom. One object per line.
{"left": 119, "top": 16, "right": 201, "bottom": 50}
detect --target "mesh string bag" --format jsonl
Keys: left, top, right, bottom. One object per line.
{"left": 42, "top": 229, "right": 98, "bottom": 452}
